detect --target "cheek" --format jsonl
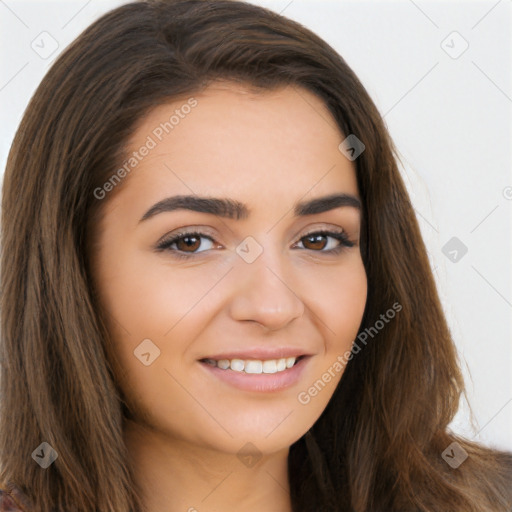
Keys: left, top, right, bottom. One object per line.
{"left": 93, "top": 249, "right": 229, "bottom": 390}
{"left": 316, "top": 257, "right": 367, "bottom": 350}
{"left": 95, "top": 246, "right": 220, "bottom": 337}
{"left": 92, "top": 248, "right": 210, "bottom": 424}
{"left": 295, "top": 258, "right": 366, "bottom": 414}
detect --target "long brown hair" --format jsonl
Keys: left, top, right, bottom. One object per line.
{"left": 1, "top": 1, "right": 511, "bottom": 511}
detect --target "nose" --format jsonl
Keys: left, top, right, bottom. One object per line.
{"left": 228, "top": 245, "right": 305, "bottom": 331}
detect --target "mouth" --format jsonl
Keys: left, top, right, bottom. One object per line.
{"left": 198, "top": 354, "right": 311, "bottom": 392}
{"left": 199, "top": 355, "right": 307, "bottom": 374}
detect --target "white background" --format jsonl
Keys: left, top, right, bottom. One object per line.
{"left": 1, "top": 0, "right": 511, "bottom": 451}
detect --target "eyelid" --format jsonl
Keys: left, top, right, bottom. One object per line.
{"left": 157, "top": 223, "right": 352, "bottom": 243}
{"left": 154, "top": 224, "right": 356, "bottom": 259}
{"left": 155, "top": 226, "right": 217, "bottom": 246}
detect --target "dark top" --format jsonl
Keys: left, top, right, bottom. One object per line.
{"left": 0, "top": 483, "right": 31, "bottom": 511}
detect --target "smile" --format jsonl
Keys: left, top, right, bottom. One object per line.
{"left": 200, "top": 356, "right": 304, "bottom": 374}
{"left": 198, "top": 355, "right": 311, "bottom": 392}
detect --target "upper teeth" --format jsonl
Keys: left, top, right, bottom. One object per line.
{"left": 203, "top": 357, "right": 298, "bottom": 374}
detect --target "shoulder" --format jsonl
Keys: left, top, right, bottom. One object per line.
{"left": 0, "top": 483, "right": 31, "bottom": 511}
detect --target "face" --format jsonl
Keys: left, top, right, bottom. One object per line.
{"left": 90, "top": 82, "right": 367, "bottom": 456}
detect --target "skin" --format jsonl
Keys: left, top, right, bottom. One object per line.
{"left": 90, "top": 82, "right": 367, "bottom": 512}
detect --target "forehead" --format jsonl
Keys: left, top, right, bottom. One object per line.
{"left": 116, "top": 82, "right": 359, "bottom": 212}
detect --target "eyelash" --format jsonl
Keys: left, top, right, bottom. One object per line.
{"left": 155, "top": 228, "right": 355, "bottom": 260}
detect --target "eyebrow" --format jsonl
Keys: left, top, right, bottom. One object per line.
{"left": 139, "top": 192, "right": 361, "bottom": 223}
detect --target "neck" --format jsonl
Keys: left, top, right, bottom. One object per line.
{"left": 123, "top": 419, "right": 293, "bottom": 512}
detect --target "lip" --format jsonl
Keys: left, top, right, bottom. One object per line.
{"left": 199, "top": 355, "right": 312, "bottom": 393}
{"left": 198, "top": 348, "right": 312, "bottom": 361}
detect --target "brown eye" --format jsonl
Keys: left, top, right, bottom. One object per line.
{"left": 156, "top": 231, "right": 217, "bottom": 259}
{"left": 175, "top": 234, "right": 202, "bottom": 252}
{"left": 302, "top": 233, "right": 329, "bottom": 251}
{"left": 296, "top": 230, "right": 354, "bottom": 254}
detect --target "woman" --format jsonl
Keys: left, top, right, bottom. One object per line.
{"left": 1, "top": 0, "right": 511, "bottom": 511}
